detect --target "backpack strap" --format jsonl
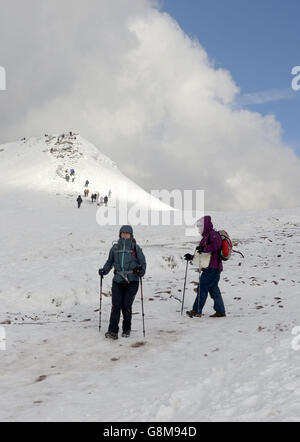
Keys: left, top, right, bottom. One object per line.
{"left": 217, "top": 231, "right": 223, "bottom": 270}
{"left": 131, "top": 238, "right": 137, "bottom": 257}
{"left": 232, "top": 250, "right": 245, "bottom": 259}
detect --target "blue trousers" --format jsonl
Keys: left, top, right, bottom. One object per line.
{"left": 193, "top": 269, "right": 225, "bottom": 315}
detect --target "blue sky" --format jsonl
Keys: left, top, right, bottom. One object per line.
{"left": 161, "top": 0, "right": 300, "bottom": 156}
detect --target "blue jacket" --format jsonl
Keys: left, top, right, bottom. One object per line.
{"left": 103, "top": 238, "right": 147, "bottom": 283}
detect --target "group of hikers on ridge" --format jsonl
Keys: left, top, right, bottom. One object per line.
{"left": 77, "top": 182, "right": 111, "bottom": 209}
{"left": 65, "top": 168, "right": 76, "bottom": 183}
{"left": 99, "top": 216, "right": 227, "bottom": 341}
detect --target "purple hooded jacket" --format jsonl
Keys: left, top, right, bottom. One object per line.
{"left": 199, "top": 216, "right": 223, "bottom": 272}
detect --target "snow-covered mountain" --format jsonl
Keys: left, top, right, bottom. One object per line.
{"left": 0, "top": 134, "right": 299, "bottom": 422}
{"left": 0, "top": 132, "right": 169, "bottom": 210}
{"left": 0, "top": 180, "right": 299, "bottom": 421}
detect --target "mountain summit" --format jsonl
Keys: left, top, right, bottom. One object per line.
{"left": 0, "top": 132, "right": 169, "bottom": 210}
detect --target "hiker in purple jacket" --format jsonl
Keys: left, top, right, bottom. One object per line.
{"left": 184, "top": 216, "right": 226, "bottom": 318}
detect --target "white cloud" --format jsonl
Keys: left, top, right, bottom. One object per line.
{"left": 0, "top": 0, "right": 299, "bottom": 210}
{"left": 236, "top": 88, "right": 296, "bottom": 106}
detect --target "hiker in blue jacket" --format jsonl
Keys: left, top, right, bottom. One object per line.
{"left": 99, "top": 225, "right": 146, "bottom": 340}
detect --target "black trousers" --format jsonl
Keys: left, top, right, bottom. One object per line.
{"left": 108, "top": 281, "right": 139, "bottom": 333}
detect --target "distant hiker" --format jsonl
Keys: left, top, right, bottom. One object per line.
{"left": 85, "top": 180, "right": 89, "bottom": 188}
{"left": 184, "top": 216, "right": 226, "bottom": 318}
{"left": 99, "top": 225, "right": 146, "bottom": 340}
{"left": 72, "top": 177, "right": 76, "bottom": 183}
{"left": 104, "top": 195, "right": 108, "bottom": 207}
{"left": 100, "top": 196, "right": 104, "bottom": 205}
{"left": 96, "top": 192, "right": 100, "bottom": 205}
{"left": 91, "top": 194, "right": 95, "bottom": 203}
{"left": 65, "top": 174, "right": 70, "bottom": 182}
{"left": 77, "top": 195, "right": 83, "bottom": 209}
{"left": 108, "top": 190, "right": 112, "bottom": 198}
{"left": 70, "top": 168, "right": 75, "bottom": 176}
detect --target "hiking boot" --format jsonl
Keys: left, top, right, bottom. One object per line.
{"left": 122, "top": 330, "right": 131, "bottom": 338}
{"left": 210, "top": 313, "right": 226, "bottom": 318}
{"left": 105, "top": 331, "right": 118, "bottom": 340}
{"left": 186, "top": 310, "right": 202, "bottom": 318}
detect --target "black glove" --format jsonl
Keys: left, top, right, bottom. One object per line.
{"left": 133, "top": 266, "right": 145, "bottom": 277}
{"left": 196, "top": 245, "right": 205, "bottom": 254}
{"left": 98, "top": 268, "right": 105, "bottom": 277}
{"left": 184, "top": 253, "right": 194, "bottom": 262}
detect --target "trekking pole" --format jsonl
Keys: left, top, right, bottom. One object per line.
{"left": 181, "top": 261, "right": 189, "bottom": 315}
{"left": 140, "top": 277, "right": 146, "bottom": 338}
{"left": 197, "top": 260, "right": 202, "bottom": 314}
{"left": 99, "top": 275, "right": 103, "bottom": 332}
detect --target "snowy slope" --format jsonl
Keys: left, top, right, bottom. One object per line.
{"left": 0, "top": 133, "right": 170, "bottom": 210}
{"left": 0, "top": 188, "right": 300, "bottom": 422}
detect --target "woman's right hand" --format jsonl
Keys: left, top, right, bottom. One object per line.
{"left": 184, "top": 253, "right": 194, "bottom": 262}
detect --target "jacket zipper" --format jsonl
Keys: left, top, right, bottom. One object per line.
{"left": 121, "top": 239, "right": 126, "bottom": 272}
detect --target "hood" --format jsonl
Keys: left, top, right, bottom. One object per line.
{"left": 197, "top": 216, "right": 214, "bottom": 236}
{"left": 119, "top": 225, "right": 134, "bottom": 238}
